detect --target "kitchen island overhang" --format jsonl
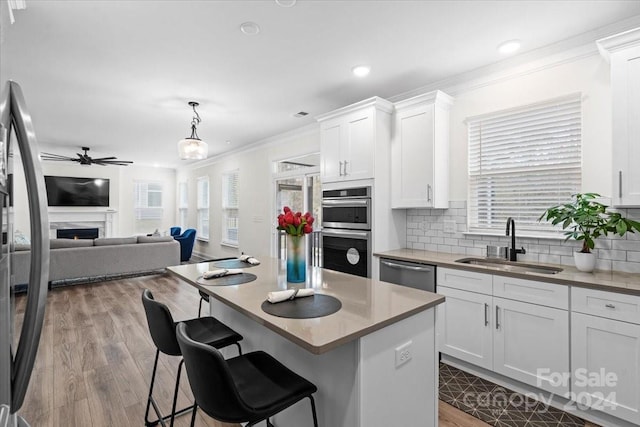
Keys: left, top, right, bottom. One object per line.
{"left": 167, "top": 258, "right": 444, "bottom": 427}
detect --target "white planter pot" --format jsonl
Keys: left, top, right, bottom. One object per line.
{"left": 574, "top": 251, "right": 596, "bottom": 272}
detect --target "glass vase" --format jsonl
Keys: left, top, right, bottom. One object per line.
{"left": 286, "top": 234, "right": 306, "bottom": 283}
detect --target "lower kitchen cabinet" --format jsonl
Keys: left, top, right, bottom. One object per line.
{"left": 493, "top": 297, "right": 569, "bottom": 396}
{"left": 437, "top": 286, "right": 493, "bottom": 370}
{"left": 437, "top": 268, "right": 570, "bottom": 396}
{"left": 571, "top": 312, "right": 640, "bottom": 425}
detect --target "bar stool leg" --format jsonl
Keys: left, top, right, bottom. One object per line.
{"left": 169, "top": 359, "right": 185, "bottom": 427}
{"left": 309, "top": 395, "right": 319, "bottom": 427}
{"left": 145, "top": 349, "right": 166, "bottom": 427}
{"left": 190, "top": 403, "right": 198, "bottom": 427}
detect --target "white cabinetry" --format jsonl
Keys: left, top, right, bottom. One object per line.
{"left": 437, "top": 268, "right": 570, "bottom": 395}
{"left": 391, "top": 91, "right": 453, "bottom": 208}
{"left": 571, "top": 287, "right": 640, "bottom": 425}
{"left": 317, "top": 97, "right": 393, "bottom": 184}
{"left": 597, "top": 28, "right": 640, "bottom": 206}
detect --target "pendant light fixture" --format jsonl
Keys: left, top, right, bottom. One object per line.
{"left": 178, "top": 101, "right": 209, "bottom": 160}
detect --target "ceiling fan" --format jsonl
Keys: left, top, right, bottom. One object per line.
{"left": 40, "top": 146, "right": 134, "bottom": 166}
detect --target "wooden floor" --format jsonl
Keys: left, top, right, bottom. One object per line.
{"left": 13, "top": 273, "right": 534, "bottom": 427}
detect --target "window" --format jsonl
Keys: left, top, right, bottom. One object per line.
{"left": 222, "top": 170, "right": 239, "bottom": 246}
{"left": 134, "top": 181, "right": 163, "bottom": 233}
{"left": 467, "top": 95, "right": 582, "bottom": 235}
{"left": 196, "top": 176, "right": 209, "bottom": 240}
{"left": 178, "top": 181, "right": 188, "bottom": 229}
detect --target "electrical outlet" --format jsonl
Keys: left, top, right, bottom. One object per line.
{"left": 395, "top": 341, "right": 412, "bottom": 368}
{"left": 444, "top": 220, "right": 456, "bottom": 233}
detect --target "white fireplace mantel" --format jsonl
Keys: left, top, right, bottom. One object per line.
{"left": 48, "top": 209, "right": 118, "bottom": 238}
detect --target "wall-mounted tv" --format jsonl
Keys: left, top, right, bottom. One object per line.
{"left": 44, "top": 176, "right": 110, "bottom": 207}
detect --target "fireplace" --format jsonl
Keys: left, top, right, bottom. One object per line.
{"left": 57, "top": 228, "right": 99, "bottom": 240}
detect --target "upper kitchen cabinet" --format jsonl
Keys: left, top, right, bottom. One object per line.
{"left": 597, "top": 28, "right": 640, "bottom": 207}
{"left": 317, "top": 97, "right": 393, "bottom": 184}
{"left": 391, "top": 91, "right": 453, "bottom": 209}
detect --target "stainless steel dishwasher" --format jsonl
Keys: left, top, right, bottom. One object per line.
{"left": 379, "top": 258, "right": 436, "bottom": 292}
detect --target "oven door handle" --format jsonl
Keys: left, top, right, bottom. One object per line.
{"left": 321, "top": 229, "right": 370, "bottom": 240}
{"left": 380, "top": 259, "right": 433, "bottom": 272}
{"left": 322, "top": 199, "right": 370, "bottom": 207}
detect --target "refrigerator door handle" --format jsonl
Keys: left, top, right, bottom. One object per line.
{"left": 1, "top": 81, "right": 50, "bottom": 412}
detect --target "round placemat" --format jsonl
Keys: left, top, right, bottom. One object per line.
{"left": 197, "top": 273, "right": 257, "bottom": 286}
{"left": 210, "top": 259, "right": 259, "bottom": 269}
{"left": 261, "top": 294, "right": 342, "bottom": 319}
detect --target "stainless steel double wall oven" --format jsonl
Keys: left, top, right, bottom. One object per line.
{"left": 321, "top": 187, "right": 371, "bottom": 277}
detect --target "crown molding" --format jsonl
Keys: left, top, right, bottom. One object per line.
{"left": 394, "top": 90, "right": 455, "bottom": 111}
{"left": 315, "top": 96, "right": 394, "bottom": 122}
{"left": 596, "top": 27, "right": 640, "bottom": 62}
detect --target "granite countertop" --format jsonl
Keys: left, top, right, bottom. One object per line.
{"left": 374, "top": 249, "right": 640, "bottom": 295}
{"left": 167, "top": 257, "right": 444, "bottom": 355}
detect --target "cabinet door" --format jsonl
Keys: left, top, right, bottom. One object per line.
{"left": 572, "top": 312, "right": 640, "bottom": 425}
{"left": 437, "top": 286, "right": 493, "bottom": 370}
{"left": 612, "top": 45, "right": 640, "bottom": 206}
{"left": 493, "top": 297, "right": 569, "bottom": 396}
{"left": 342, "top": 111, "right": 374, "bottom": 181}
{"left": 320, "top": 121, "right": 343, "bottom": 183}
{"left": 391, "top": 105, "right": 434, "bottom": 208}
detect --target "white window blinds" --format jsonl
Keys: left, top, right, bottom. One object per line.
{"left": 178, "top": 181, "right": 188, "bottom": 228}
{"left": 196, "top": 176, "right": 209, "bottom": 240}
{"left": 222, "top": 170, "right": 239, "bottom": 245}
{"left": 467, "top": 95, "right": 582, "bottom": 234}
{"left": 134, "top": 181, "right": 163, "bottom": 220}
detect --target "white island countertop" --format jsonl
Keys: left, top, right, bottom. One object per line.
{"left": 167, "top": 257, "right": 444, "bottom": 354}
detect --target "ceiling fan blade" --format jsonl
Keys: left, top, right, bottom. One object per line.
{"left": 91, "top": 156, "right": 117, "bottom": 161}
{"left": 40, "top": 152, "right": 75, "bottom": 160}
{"left": 96, "top": 160, "right": 133, "bottom": 166}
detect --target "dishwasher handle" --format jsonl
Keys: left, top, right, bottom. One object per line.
{"left": 380, "top": 259, "right": 433, "bottom": 273}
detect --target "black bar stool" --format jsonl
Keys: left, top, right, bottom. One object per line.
{"left": 141, "top": 289, "right": 243, "bottom": 427}
{"left": 176, "top": 322, "right": 318, "bottom": 427}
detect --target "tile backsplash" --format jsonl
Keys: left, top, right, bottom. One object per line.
{"left": 406, "top": 201, "right": 640, "bottom": 273}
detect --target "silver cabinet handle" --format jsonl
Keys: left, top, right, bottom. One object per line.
{"left": 427, "top": 184, "right": 432, "bottom": 202}
{"left": 343, "top": 160, "right": 348, "bottom": 175}
{"left": 495, "top": 305, "right": 500, "bottom": 330}
{"left": 605, "top": 303, "right": 616, "bottom": 309}
{"left": 619, "top": 171, "right": 623, "bottom": 198}
{"left": 484, "top": 303, "right": 489, "bottom": 326}
{"left": 2, "top": 82, "right": 50, "bottom": 412}
{"left": 339, "top": 161, "right": 343, "bottom": 176}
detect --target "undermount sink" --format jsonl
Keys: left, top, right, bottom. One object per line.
{"left": 454, "top": 257, "right": 563, "bottom": 275}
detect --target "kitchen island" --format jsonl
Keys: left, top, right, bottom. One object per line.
{"left": 167, "top": 258, "right": 444, "bottom": 427}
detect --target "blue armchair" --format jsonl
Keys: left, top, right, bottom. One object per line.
{"left": 170, "top": 226, "right": 182, "bottom": 237}
{"left": 174, "top": 228, "right": 197, "bottom": 262}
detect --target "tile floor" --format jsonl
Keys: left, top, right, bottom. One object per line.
{"left": 439, "top": 363, "right": 593, "bottom": 427}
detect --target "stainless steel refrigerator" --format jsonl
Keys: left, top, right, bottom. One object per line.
{"left": 0, "top": 81, "right": 50, "bottom": 427}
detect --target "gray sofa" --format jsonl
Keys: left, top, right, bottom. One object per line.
{"left": 13, "top": 235, "right": 180, "bottom": 286}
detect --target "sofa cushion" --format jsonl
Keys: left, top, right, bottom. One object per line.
{"left": 94, "top": 237, "right": 137, "bottom": 246}
{"left": 137, "top": 235, "right": 174, "bottom": 244}
{"left": 50, "top": 239, "right": 94, "bottom": 249}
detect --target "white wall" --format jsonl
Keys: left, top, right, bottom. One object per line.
{"left": 447, "top": 53, "right": 611, "bottom": 200}
{"left": 177, "top": 128, "right": 319, "bottom": 259}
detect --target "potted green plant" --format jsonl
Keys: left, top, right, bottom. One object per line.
{"left": 539, "top": 193, "right": 640, "bottom": 272}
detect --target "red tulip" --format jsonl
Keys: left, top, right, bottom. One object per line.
{"left": 296, "top": 211, "right": 302, "bottom": 217}
{"left": 307, "top": 217, "right": 314, "bottom": 225}
{"left": 283, "top": 206, "right": 291, "bottom": 213}
{"left": 293, "top": 216, "right": 301, "bottom": 226}
{"left": 284, "top": 212, "right": 294, "bottom": 224}
{"left": 303, "top": 224, "right": 312, "bottom": 234}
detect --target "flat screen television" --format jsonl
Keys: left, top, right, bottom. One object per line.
{"left": 44, "top": 176, "right": 110, "bottom": 207}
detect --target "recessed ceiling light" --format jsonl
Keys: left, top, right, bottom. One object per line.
{"left": 275, "top": 0, "right": 297, "bottom": 7}
{"left": 240, "top": 22, "right": 260, "bottom": 35}
{"left": 352, "top": 65, "right": 370, "bottom": 78}
{"left": 498, "top": 39, "right": 521, "bottom": 55}
{"left": 226, "top": 140, "right": 232, "bottom": 145}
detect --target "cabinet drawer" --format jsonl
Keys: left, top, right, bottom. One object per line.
{"left": 437, "top": 268, "right": 492, "bottom": 295}
{"left": 493, "top": 275, "right": 568, "bottom": 310}
{"left": 572, "top": 287, "right": 640, "bottom": 325}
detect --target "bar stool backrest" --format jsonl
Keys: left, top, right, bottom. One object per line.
{"left": 142, "top": 289, "right": 181, "bottom": 356}
{"left": 176, "top": 322, "right": 250, "bottom": 423}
